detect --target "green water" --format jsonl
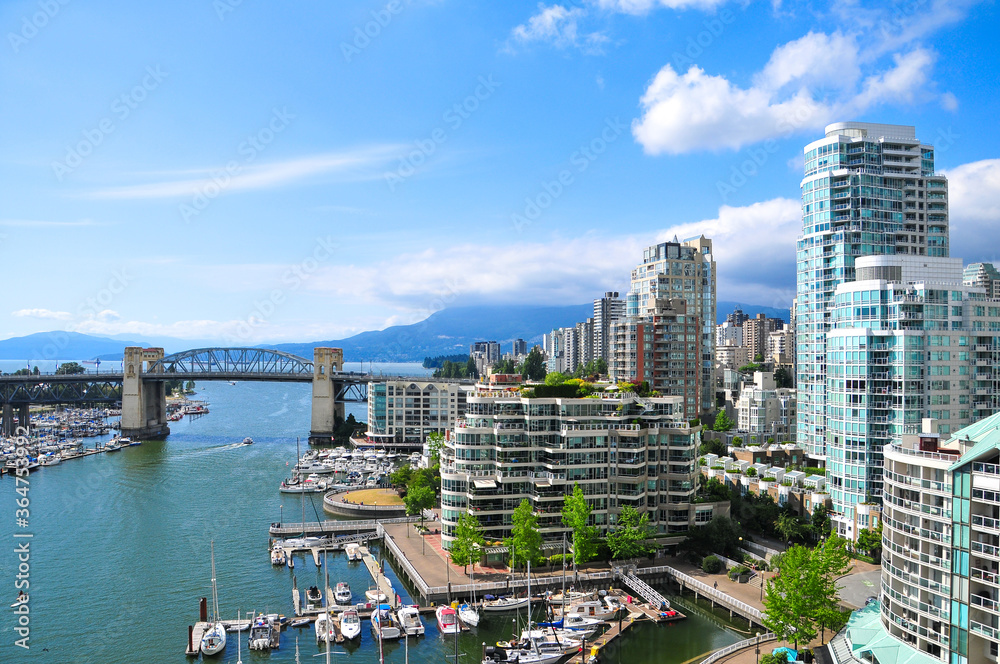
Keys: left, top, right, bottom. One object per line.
{"left": 0, "top": 379, "right": 743, "bottom": 662}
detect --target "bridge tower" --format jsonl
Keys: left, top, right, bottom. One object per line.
{"left": 121, "top": 347, "right": 170, "bottom": 440}
{"left": 309, "top": 347, "right": 344, "bottom": 445}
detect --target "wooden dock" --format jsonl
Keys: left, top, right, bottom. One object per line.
{"left": 359, "top": 546, "right": 399, "bottom": 609}
{"left": 184, "top": 619, "right": 254, "bottom": 656}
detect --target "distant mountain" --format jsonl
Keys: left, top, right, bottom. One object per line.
{"left": 717, "top": 301, "right": 790, "bottom": 324}
{"left": 0, "top": 332, "right": 150, "bottom": 361}
{"left": 268, "top": 304, "right": 594, "bottom": 361}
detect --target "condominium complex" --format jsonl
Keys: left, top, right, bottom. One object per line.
{"left": 614, "top": 236, "right": 716, "bottom": 417}
{"left": 367, "top": 380, "right": 471, "bottom": 444}
{"left": 796, "top": 122, "right": 950, "bottom": 462}
{"left": 735, "top": 372, "right": 796, "bottom": 440}
{"left": 594, "top": 291, "right": 626, "bottom": 363}
{"left": 880, "top": 413, "right": 1000, "bottom": 663}
{"left": 964, "top": 262, "right": 1000, "bottom": 299}
{"left": 824, "top": 255, "right": 1000, "bottom": 537}
{"left": 439, "top": 387, "right": 725, "bottom": 548}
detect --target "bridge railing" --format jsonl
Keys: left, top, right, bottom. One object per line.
{"left": 699, "top": 634, "right": 776, "bottom": 664}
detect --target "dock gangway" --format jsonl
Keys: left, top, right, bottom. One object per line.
{"left": 616, "top": 566, "right": 671, "bottom": 609}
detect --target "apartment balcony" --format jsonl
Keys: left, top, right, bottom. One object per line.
{"left": 972, "top": 540, "right": 1000, "bottom": 560}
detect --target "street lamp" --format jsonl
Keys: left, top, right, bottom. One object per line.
{"left": 755, "top": 632, "right": 761, "bottom": 664}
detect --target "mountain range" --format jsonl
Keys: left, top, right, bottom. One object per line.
{"left": 0, "top": 301, "right": 790, "bottom": 362}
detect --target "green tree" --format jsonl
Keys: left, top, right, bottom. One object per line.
{"left": 449, "top": 512, "right": 486, "bottom": 573}
{"left": 856, "top": 521, "right": 883, "bottom": 562}
{"left": 404, "top": 483, "right": 436, "bottom": 536}
{"left": 561, "top": 484, "right": 597, "bottom": 565}
{"left": 712, "top": 410, "right": 735, "bottom": 432}
{"left": 493, "top": 358, "right": 516, "bottom": 374}
{"left": 699, "top": 437, "right": 727, "bottom": 456}
{"left": 465, "top": 356, "right": 479, "bottom": 378}
{"left": 544, "top": 371, "right": 568, "bottom": 386}
{"left": 505, "top": 499, "right": 542, "bottom": 568}
{"left": 606, "top": 505, "right": 655, "bottom": 560}
{"left": 680, "top": 515, "right": 743, "bottom": 558}
{"left": 738, "top": 362, "right": 762, "bottom": 374}
{"left": 55, "top": 361, "right": 86, "bottom": 375}
{"left": 809, "top": 504, "right": 831, "bottom": 541}
{"left": 776, "top": 513, "right": 808, "bottom": 544}
{"left": 519, "top": 348, "right": 546, "bottom": 381}
{"left": 426, "top": 432, "right": 444, "bottom": 465}
{"left": 390, "top": 465, "right": 414, "bottom": 487}
{"left": 774, "top": 367, "right": 793, "bottom": 388}
{"left": 763, "top": 538, "right": 851, "bottom": 647}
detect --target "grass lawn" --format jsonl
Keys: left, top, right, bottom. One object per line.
{"left": 342, "top": 488, "right": 403, "bottom": 506}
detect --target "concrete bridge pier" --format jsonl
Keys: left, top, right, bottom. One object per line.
{"left": 18, "top": 404, "right": 29, "bottom": 432}
{"left": 121, "top": 347, "right": 170, "bottom": 440}
{"left": 309, "top": 347, "right": 344, "bottom": 445}
{"left": 2, "top": 404, "right": 13, "bottom": 437}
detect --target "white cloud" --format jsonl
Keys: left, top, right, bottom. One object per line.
{"left": 12, "top": 309, "right": 73, "bottom": 321}
{"left": 945, "top": 159, "right": 1000, "bottom": 263}
{"left": 632, "top": 42, "right": 937, "bottom": 154}
{"left": 83, "top": 147, "right": 401, "bottom": 200}
{"left": 0, "top": 219, "right": 98, "bottom": 228}
{"left": 756, "top": 31, "right": 860, "bottom": 93}
{"left": 594, "top": 0, "right": 728, "bottom": 13}
{"left": 940, "top": 91, "right": 959, "bottom": 111}
{"left": 508, "top": 4, "right": 608, "bottom": 53}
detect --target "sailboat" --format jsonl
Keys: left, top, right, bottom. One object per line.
{"left": 200, "top": 541, "right": 227, "bottom": 656}
{"left": 316, "top": 551, "right": 336, "bottom": 644}
{"left": 482, "top": 558, "right": 568, "bottom": 664}
{"left": 482, "top": 546, "right": 528, "bottom": 612}
{"left": 236, "top": 609, "right": 243, "bottom": 664}
{"left": 458, "top": 561, "right": 480, "bottom": 627}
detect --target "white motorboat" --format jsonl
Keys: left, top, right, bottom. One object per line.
{"left": 248, "top": 613, "right": 278, "bottom": 650}
{"left": 458, "top": 602, "right": 480, "bottom": 627}
{"left": 339, "top": 609, "right": 361, "bottom": 640}
{"left": 365, "top": 588, "right": 387, "bottom": 603}
{"left": 334, "top": 582, "right": 352, "bottom": 604}
{"left": 270, "top": 545, "right": 286, "bottom": 566}
{"left": 305, "top": 585, "right": 323, "bottom": 611}
{"left": 564, "top": 599, "right": 616, "bottom": 620}
{"left": 602, "top": 595, "right": 623, "bottom": 615}
{"left": 559, "top": 613, "right": 603, "bottom": 636}
{"left": 436, "top": 605, "right": 460, "bottom": 634}
{"left": 242, "top": 437, "right": 253, "bottom": 445}
{"left": 546, "top": 590, "right": 594, "bottom": 606}
{"left": 279, "top": 474, "right": 328, "bottom": 494}
{"left": 482, "top": 643, "right": 565, "bottom": 664}
{"left": 295, "top": 460, "right": 335, "bottom": 474}
{"left": 39, "top": 453, "right": 61, "bottom": 466}
{"left": 315, "top": 613, "right": 336, "bottom": 643}
{"left": 397, "top": 605, "right": 425, "bottom": 636}
{"left": 345, "top": 543, "right": 361, "bottom": 561}
{"left": 200, "top": 542, "right": 227, "bottom": 656}
{"left": 371, "top": 604, "right": 401, "bottom": 640}
{"left": 481, "top": 595, "right": 530, "bottom": 612}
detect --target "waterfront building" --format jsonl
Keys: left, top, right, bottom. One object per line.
{"left": 796, "top": 122, "right": 950, "bottom": 462}
{"left": 964, "top": 262, "right": 1000, "bottom": 299}
{"left": 594, "top": 291, "right": 626, "bottom": 363}
{"left": 824, "top": 255, "right": 1000, "bottom": 538}
{"left": 617, "top": 236, "right": 716, "bottom": 418}
{"left": 576, "top": 317, "right": 596, "bottom": 367}
{"left": 734, "top": 372, "right": 796, "bottom": 441}
{"left": 367, "top": 380, "right": 472, "bottom": 444}
{"left": 439, "top": 387, "right": 726, "bottom": 548}
{"left": 879, "top": 413, "right": 1000, "bottom": 663}
{"left": 610, "top": 298, "right": 703, "bottom": 419}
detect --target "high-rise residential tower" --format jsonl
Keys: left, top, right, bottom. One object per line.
{"left": 593, "top": 292, "right": 625, "bottom": 363}
{"left": 796, "top": 122, "right": 949, "bottom": 461}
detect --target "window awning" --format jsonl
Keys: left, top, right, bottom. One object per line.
{"left": 473, "top": 479, "right": 497, "bottom": 489}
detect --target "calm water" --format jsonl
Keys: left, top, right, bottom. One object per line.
{"left": 0, "top": 366, "right": 742, "bottom": 662}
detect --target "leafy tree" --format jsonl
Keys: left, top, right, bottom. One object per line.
{"left": 774, "top": 367, "right": 793, "bottom": 388}
{"left": 425, "top": 432, "right": 444, "bottom": 465}
{"left": 712, "top": 410, "right": 735, "bottom": 432}
{"left": 493, "top": 358, "right": 516, "bottom": 374}
{"left": 518, "top": 348, "right": 546, "bottom": 381}
{"left": 699, "top": 437, "right": 727, "bottom": 456}
{"left": 55, "top": 362, "right": 86, "bottom": 375}
{"left": 701, "top": 555, "right": 723, "bottom": 573}
{"left": 753, "top": 353, "right": 764, "bottom": 363}
{"left": 544, "top": 371, "right": 568, "bottom": 386}
{"left": 681, "top": 515, "right": 743, "bottom": 558}
{"left": 449, "top": 512, "right": 486, "bottom": 573}
{"left": 700, "top": 477, "right": 732, "bottom": 503}
{"left": 856, "top": 521, "right": 883, "bottom": 562}
{"left": 606, "top": 505, "right": 655, "bottom": 560}
{"left": 561, "top": 484, "right": 597, "bottom": 565}
{"left": 776, "top": 513, "right": 808, "bottom": 544}
{"left": 465, "top": 356, "right": 478, "bottom": 378}
{"left": 505, "top": 499, "right": 542, "bottom": 568}
{"left": 763, "top": 538, "right": 850, "bottom": 647}
{"left": 390, "top": 465, "right": 414, "bottom": 488}
{"left": 738, "top": 363, "right": 762, "bottom": 374}
{"left": 423, "top": 354, "right": 469, "bottom": 368}
{"left": 809, "top": 504, "right": 831, "bottom": 541}
{"left": 404, "top": 483, "right": 436, "bottom": 536}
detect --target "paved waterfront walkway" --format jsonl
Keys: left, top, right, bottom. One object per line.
{"left": 382, "top": 520, "right": 512, "bottom": 589}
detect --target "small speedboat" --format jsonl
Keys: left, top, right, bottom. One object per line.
{"left": 242, "top": 437, "right": 253, "bottom": 445}
{"left": 365, "top": 588, "right": 387, "bottom": 603}
{"left": 340, "top": 609, "right": 361, "bottom": 640}
{"left": 397, "top": 605, "right": 425, "bottom": 636}
{"left": 315, "top": 614, "right": 336, "bottom": 643}
{"left": 270, "top": 545, "right": 286, "bottom": 566}
{"left": 335, "top": 582, "right": 352, "bottom": 604}
{"left": 436, "top": 605, "right": 460, "bottom": 634}
{"left": 290, "top": 618, "right": 311, "bottom": 628}
{"left": 345, "top": 543, "right": 361, "bottom": 561}
{"left": 371, "top": 604, "right": 401, "bottom": 640}
{"left": 306, "top": 586, "right": 323, "bottom": 609}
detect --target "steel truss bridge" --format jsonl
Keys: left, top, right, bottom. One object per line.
{"left": 0, "top": 348, "right": 370, "bottom": 405}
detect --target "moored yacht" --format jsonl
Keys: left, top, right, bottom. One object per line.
{"left": 339, "top": 609, "right": 361, "bottom": 640}
{"left": 436, "top": 605, "right": 460, "bottom": 634}
{"left": 397, "top": 605, "right": 425, "bottom": 636}
{"left": 334, "top": 582, "right": 352, "bottom": 604}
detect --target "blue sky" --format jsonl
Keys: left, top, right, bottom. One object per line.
{"left": 1, "top": 0, "right": 998, "bottom": 345}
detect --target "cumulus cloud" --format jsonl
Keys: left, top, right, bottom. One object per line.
{"left": 945, "top": 159, "right": 1000, "bottom": 263}
{"left": 756, "top": 31, "right": 860, "bottom": 93}
{"left": 632, "top": 42, "right": 937, "bottom": 154}
{"left": 595, "top": 0, "right": 728, "bottom": 12}
{"left": 508, "top": 4, "right": 609, "bottom": 53}
{"left": 12, "top": 309, "right": 73, "bottom": 320}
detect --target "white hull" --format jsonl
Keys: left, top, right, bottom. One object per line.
{"left": 340, "top": 611, "right": 362, "bottom": 640}
{"left": 482, "top": 597, "right": 529, "bottom": 612}
{"left": 315, "top": 615, "right": 336, "bottom": 642}
{"left": 458, "top": 604, "right": 479, "bottom": 627}
{"left": 200, "top": 622, "right": 227, "bottom": 656}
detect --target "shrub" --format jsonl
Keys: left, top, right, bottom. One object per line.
{"left": 548, "top": 553, "right": 568, "bottom": 566}
{"left": 728, "top": 565, "right": 749, "bottom": 580}
{"left": 745, "top": 467, "right": 758, "bottom": 477}
{"left": 762, "top": 476, "right": 777, "bottom": 483}
{"left": 701, "top": 555, "right": 723, "bottom": 574}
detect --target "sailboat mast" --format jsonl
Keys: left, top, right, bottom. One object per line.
{"left": 562, "top": 532, "right": 566, "bottom": 605}
{"left": 210, "top": 540, "right": 220, "bottom": 622}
